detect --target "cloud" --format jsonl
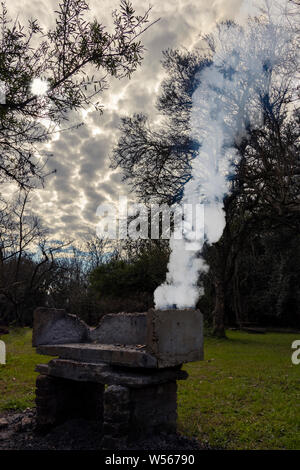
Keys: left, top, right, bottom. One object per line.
{"left": 7, "top": 0, "right": 245, "bottom": 241}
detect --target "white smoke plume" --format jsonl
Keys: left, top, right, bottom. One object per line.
{"left": 154, "top": 0, "right": 298, "bottom": 309}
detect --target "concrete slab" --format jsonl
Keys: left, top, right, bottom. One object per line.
{"left": 90, "top": 312, "right": 147, "bottom": 345}
{"left": 32, "top": 307, "right": 89, "bottom": 346}
{"left": 35, "top": 359, "right": 188, "bottom": 388}
{"left": 146, "top": 309, "right": 204, "bottom": 368}
{"left": 36, "top": 343, "right": 158, "bottom": 368}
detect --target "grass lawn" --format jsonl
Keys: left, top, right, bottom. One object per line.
{"left": 0, "top": 328, "right": 52, "bottom": 411}
{"left": 179, "top": 330, "right": 300, "bottom": 450}
{"left": 0, "top": 328, "right": 299, "bottom": 449}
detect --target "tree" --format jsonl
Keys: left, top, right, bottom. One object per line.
{"left": 0, "top": 0, "right": 153, "bottom": 188}
{"left": 90, "top": 240, "right": 169, "bottom": 305}
{"left": 112, "top": 13, "right": 299, "bottom": 336}
{"left": 112, "top": 49, "right": 209, "bottom": 203}
{"left": 84, "top": 235, "right": 112, "bottom": 270}
{"left": 0, "top": 189, "right": 71, "bottom": 324}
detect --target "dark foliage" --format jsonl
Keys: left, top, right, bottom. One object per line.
{"left": 112, "top": 43, "right": 300, "bottom": 332}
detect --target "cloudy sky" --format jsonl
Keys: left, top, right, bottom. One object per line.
{"left": 10, "top": 0, "right": 250, "bottom": 242}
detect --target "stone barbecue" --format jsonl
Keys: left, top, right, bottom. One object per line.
{"left": 33, "top": 307, "right": 203, "bottom": 449}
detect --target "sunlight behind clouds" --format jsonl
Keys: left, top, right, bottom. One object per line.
{"left": 31, "top": 78, "right": 49, "bottom": 96}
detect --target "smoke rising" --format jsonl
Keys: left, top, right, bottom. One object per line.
{"left": 154, "top": 0, "right": 297, "bottom": 310}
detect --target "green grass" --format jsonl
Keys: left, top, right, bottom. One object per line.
{"left": 0, "top": 328, "right": 299, "bottom": 449}
{"left": 0, "top": 328, "right": 52, "bottom": 411}
{"left": 179, "top": 331, "right": 300, "bottom": 450}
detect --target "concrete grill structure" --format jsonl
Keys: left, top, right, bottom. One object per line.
{"left": 33, "top": 307, "right": 203, "bottom": 449}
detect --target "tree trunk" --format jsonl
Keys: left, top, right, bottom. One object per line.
{"left": 232, "top": 259, "right": 242, "bottom": 328}
{"left": 212, "top": 278, "right": 226, "bottom": 338}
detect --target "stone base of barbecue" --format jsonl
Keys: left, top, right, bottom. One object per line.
{"left": 102, "top": 382, "right": 177, "bottom": 450}
{"left": 35, "top": 366, "right": 180, "bottom": 448}
{"left": 35, "top": 375, "right": 104, "bottom": 432}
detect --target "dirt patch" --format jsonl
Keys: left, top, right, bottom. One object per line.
{"left": 0, "top": 408, "right": 208, "bottom": 451}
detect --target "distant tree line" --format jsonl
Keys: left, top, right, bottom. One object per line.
{"left": 0, "top": 201, "right": 168, "bottom": 326}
